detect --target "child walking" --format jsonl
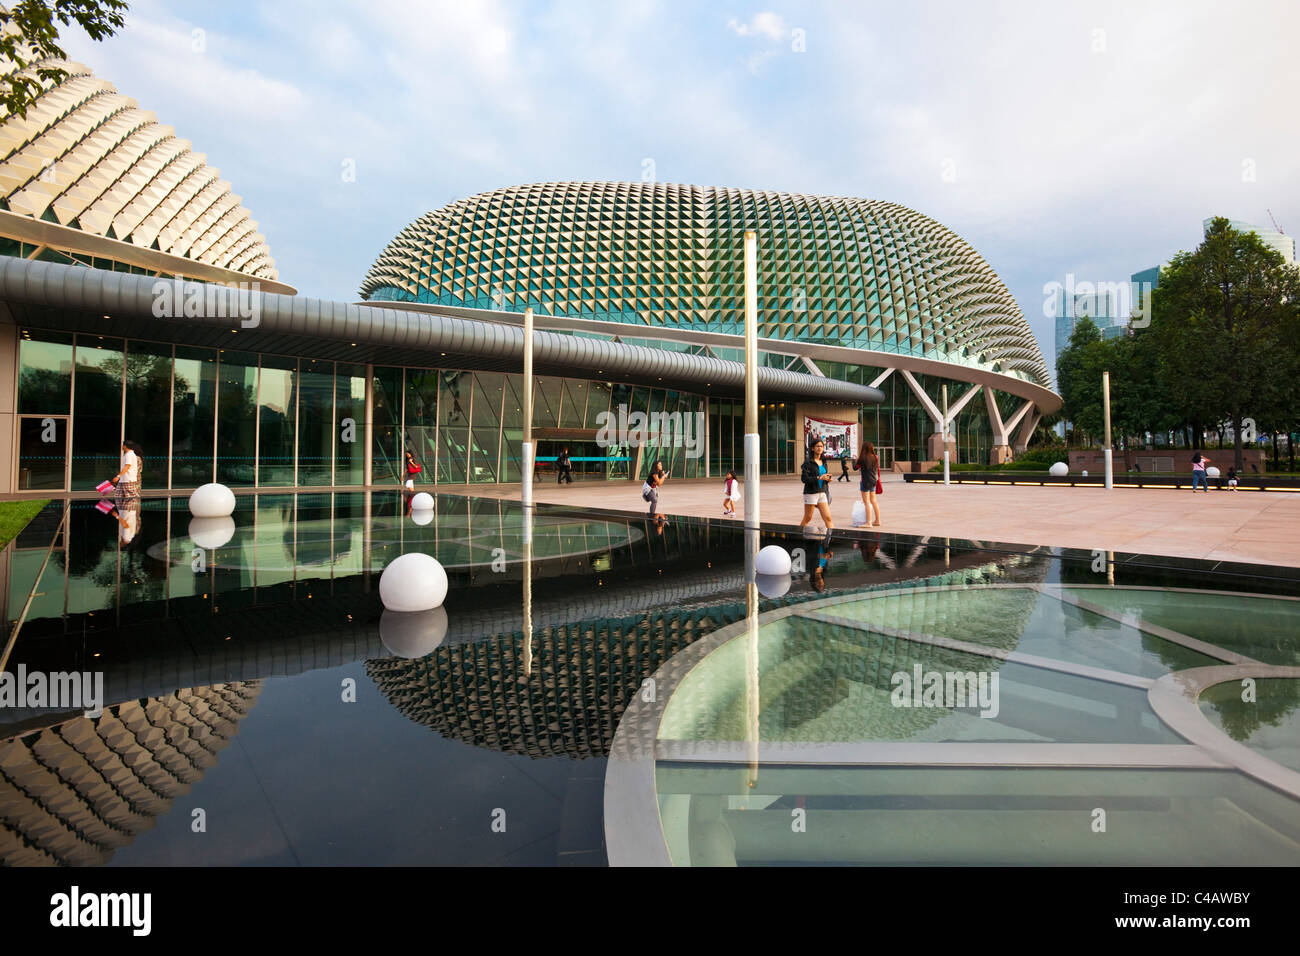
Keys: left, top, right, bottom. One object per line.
{"left": 723, "top": 470, "right": 741, "bottom": 516}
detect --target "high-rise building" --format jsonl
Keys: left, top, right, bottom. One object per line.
{"left": 1205, "top": 218, "right": 1296, "bottom": 264}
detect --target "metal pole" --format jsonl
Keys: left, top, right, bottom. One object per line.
{"left": 1103, "top": 369, "right": 1113, "bottom": 490}
{"left": 743, "top": 231, "right": 760, "bottom": 529}
{"left": 521, "top": 307, "right": 534, "bottom": 507}
{"left": 942, "top": 384, "right": 950, "bottom": 486}
{"left": 522, "top": 503, "right": 533, "bottom": 677}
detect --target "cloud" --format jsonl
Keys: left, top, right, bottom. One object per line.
{"left": 727, "top": 12, "right": 788, "bottom": 41}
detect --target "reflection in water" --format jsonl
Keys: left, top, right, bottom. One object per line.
{"left": 0, "top": 491, "right": 1106, "bottom": 866}
{"left": 0, "top": 683, "right": 261, "bottom": 866}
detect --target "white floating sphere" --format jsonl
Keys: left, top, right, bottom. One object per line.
{"left": 380, "top": 606, "right": 449, "bottom": 658}
{"left": 1081, "top": 469, "right": 1088, "bottom": 477}
{"left": 755, "top": 573, "right": 792, "bottom": 599}
{"left": 410, "top": 492, "right": 434, "bottom": 511}
{"left": 1049, "top": 462, "right": 1069, "bottom": 477}
{"left": 189, "top": 482, "right": 236, "bottom": 517}
{"left": 851, "top": 500, "right": 867, "bottom": 525}
{"left": 1206, "top": 466, "right": 1221, "bottom": 478}
{"left": 379, "top": 552, "right": 448, "bottom": 612}
{"left": 755, "top": 545, "right": 792, "bottom": 576}
{"left": 410, "top": 508, "right": 433, "bottom": 526}
{"left": 188, "top": 515, "right": 235, "bottom": 549}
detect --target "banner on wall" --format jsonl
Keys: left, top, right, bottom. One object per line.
{"left": 804, "top": 417, "right": 859, "bottom": 459}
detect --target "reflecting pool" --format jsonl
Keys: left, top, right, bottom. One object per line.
{"left": 1, "top": 492, "right": 1297, "bottom": 866}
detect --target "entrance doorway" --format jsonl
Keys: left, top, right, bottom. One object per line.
{"left": 535, "top": 439, "right": 630, "bottom": 481}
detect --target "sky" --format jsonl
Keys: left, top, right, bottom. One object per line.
{"left": 60, "top": 0, "right": 1300, "bottom": 369}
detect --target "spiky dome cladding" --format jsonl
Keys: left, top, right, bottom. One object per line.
{"left": 0, "top": 22, "right": 278, "bottom": 281}
{"left": 362, "top": 182, "right": 1049, "bottom": 387}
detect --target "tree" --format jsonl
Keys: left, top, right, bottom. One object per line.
{"left": 1148, "top": 218, "right": 1300, "bottom": 472}
{"left": 0, "top": 1, "right": 128, "bottom": 118}
{"left": 1056, "top": 316, "right": 1108, "bottom": 445}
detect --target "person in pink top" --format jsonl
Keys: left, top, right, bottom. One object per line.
{"left": 1191, "top": 452, "right": 1211, "bottom": 493}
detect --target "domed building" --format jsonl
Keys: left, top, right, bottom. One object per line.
{"left": 361, "top": 183, "right": 1057, "bottom": 474}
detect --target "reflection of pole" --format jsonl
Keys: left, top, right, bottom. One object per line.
{"left": 1103, "top": 370, "right": 1113, "bottom": 490}
{"left": 744, "top": 526, "right": 759, "bottom": 788}
{"left": 743, "top": 231, "right": 760, "bottom": 530}
{"left": 745, "top": 578, "right": 759, "bottom": 789}
{"left": 942, "top": 385, "right": 950, "bottom": 486}
{"left": 523, "top": 504, "right": 533, "bottom": 677}
{"left": 1106, "top": 549, "right": 1115, "bottom": 587}
{"left": 522, "top": 307, "right": 534, "bottom": 508}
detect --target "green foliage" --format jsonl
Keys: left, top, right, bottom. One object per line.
{"left": 1146, "top": 217, "right": 1300, "bottom": 471}
{"left": 1054, "top": 220, "right": 1300, "bottom": 470}
{"left": 0, "top": 498, "right": 48, "bottom": 547}
{"left": 0, "top": 1, "right": 128, "bottom": 118}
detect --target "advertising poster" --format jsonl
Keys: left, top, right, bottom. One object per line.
{"left": 803, "top": 417, "right": 859, "bottom": 459}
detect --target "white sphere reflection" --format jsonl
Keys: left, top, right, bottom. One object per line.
{"left": 1049, "top": 462, "right": 1069, "bottom": 477}
{"left": 188, "top": 515, "right": 235, "bottom": 549}
{"left": 189, "top": 482, "right": 236, "bottom": 517}
{"left": 380, "top": 606, "right": 449, "bottom": 658}
{"left": 379, "top": 552, "right": 448, "bottom": 611}
{"left": 755, "top": 573, "right": 792, "bottom": 598}
{"left": 411, "top": 509, "right": 433, "bottom": 526}
{"left": 755, "top": 545, "right": 792, "bottom": 576}
{"left": 410, "top": 492, "right": 434, "bottom": 510}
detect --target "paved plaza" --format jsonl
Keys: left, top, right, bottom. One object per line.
{"left": 461, "top": 473, "right": 1300, "bottom": 568}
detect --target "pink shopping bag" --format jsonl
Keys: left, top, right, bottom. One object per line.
{"left": 94, "top": 499, "right": 115, "bottom": 514}
{"left": 96, "top": 480, "right": 115, "bottom": 495}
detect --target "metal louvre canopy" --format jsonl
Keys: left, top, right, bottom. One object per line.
{"left": 0, "top": 258, "right": 884, "bottom": 403}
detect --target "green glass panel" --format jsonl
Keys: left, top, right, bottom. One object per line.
{"left": 216, "top": 350, "right": 258, "bottom": 486}
{"left": 172, "top": 346, "right": 216, "bottom": 487}
{"left": 297, "top": 359, "right": 334, "bottom": 486}
{"left": 122, "top": 341, "right": 173, "bottom": 486}
{"left": 257, "top": 355, "right": 297, "bottom": 486}
{"left": 17, "top": 330, "right": 73, "bottom": 414}
{"left": 335, "top": 364, "right": 366, "bottom": 485}
{"left": 438, "top": 371, "right": 470, "bottom": 427}
{"left": 372, "top": 366, "right": 402, "bottom": 484}
{"left": 71, "top": 337, "right": 123, "bottom": 488}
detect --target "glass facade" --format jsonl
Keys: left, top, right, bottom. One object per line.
{"left": 13, "top": 328, "right": 1013, "bottom": 490}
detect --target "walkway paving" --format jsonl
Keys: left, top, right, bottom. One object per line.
{"left": 459, "top": 473, "right": 1300, "bottom": 568}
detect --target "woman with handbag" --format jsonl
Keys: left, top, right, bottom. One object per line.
{"left": 854, "top": 440, "right": 882, "bottom": 527}
{"left": 404, "top": 450, "right": 423, "bottom": 489}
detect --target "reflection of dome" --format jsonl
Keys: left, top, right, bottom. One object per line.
{"left": 366, "top": 609, "right": 727, "bottom": 758}
{"left": 0, "top": 52, "right": 285, "bottom": 287}
{"left": 0, "top": 682, "right": 261, "bottom": 866}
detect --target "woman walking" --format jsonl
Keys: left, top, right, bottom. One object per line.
{"left": 799, "top": 438, "right": 834, "bottom": 535}
{"left": 1191, "top": 452, "right": 1210, "bottom": 493}
{"left": 854, "top": 440, "right": 882, "bottom": 526}
{"left": 556, "top": 447, "right": 574, "bottom": 484}
{"left": 110, "top": 440, "right": 143, "bottom": 501}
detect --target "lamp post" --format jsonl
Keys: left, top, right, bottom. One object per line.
{"left": 743, "top": 231, "right": 760, "bottom": 529}
{"left": 1103, "top": 369, "right": 1113, "bottom": 490}
{"left": 942, "top": 384, "right": 950, "bottom": 486}
{"left": 521, "top": 307, "right": 534, "bottom": 508}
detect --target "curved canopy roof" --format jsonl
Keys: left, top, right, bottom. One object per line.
{"left": 361, "top": 181, "right": 1051, "bottom": 388}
